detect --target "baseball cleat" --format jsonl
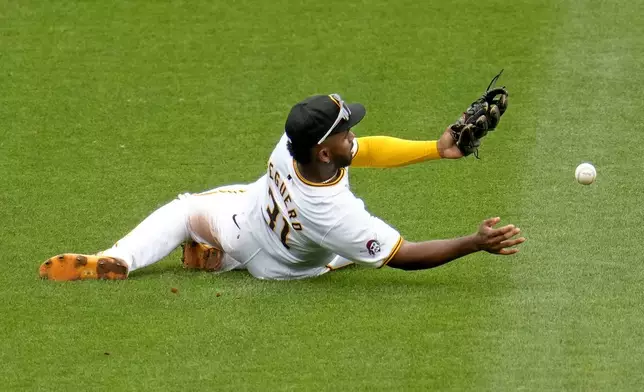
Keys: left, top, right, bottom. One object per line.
{"left": 181, "top": 241, "right": 224, "bottom": 271}
{"left": 39, "top": 254, "right": 129, "bottom": 281}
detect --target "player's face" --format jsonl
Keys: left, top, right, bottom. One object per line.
{"left": 323, "top": 130, "right": 355, "bottom": 168}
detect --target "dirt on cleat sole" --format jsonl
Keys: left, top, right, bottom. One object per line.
{"left": 39, "top": 254, "right": 129, "bottom": 281}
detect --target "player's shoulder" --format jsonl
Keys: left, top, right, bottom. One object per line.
{"left": 273, "top": 133, "right": 290, "bottom": 156}
{"left": 300, "top": 188, "right": 365, "bottom": 219}
{"left": 267, "top": 133, "right": 294, "bottom": 168}
{"left": 293, "top": 190, "right": 366, "bottom": 237}
{"left": 331, "top": 191, "right": 366, "bottom": 214}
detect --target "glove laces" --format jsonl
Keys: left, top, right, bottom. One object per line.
{"left": 486, "top": 69, "right": 504, "bottom": 91}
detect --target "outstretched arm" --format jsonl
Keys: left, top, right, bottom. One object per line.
{"left": 387, "top": 217, "right": 525, "bottom": 270}
{"left": 358, "top": 71, "right": 510, "bottom": 168}
{"left": 351, "top": 127, "right": 465, "bottom": 168}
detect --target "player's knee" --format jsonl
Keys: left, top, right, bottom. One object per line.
{"left": 187, "top": 212, "right": 223, "bottom": 249}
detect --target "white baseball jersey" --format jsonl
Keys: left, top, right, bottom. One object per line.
{"left": 245, "top": 134, "right": 402, "bottom": 272}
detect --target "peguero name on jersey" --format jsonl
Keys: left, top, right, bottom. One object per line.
{"left": 264, "top": 161, "right": 302, "bottom": 249}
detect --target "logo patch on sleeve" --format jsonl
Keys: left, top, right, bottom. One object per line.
{"left": 366, "top": 240, "right": 381, "bottom": 256}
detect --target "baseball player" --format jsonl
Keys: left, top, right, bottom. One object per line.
{"left": 40, "top": 80, "right": 524, "bottom": 281}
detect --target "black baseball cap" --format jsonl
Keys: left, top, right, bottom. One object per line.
{"left": 285, "top": 94, "right": 366, "bottom": 147}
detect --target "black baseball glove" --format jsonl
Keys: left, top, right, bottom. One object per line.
{"left": 450, "top": 70, "right": 509, "bottom": 158}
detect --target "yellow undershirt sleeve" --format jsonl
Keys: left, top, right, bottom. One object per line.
{"left": 351, "top": 136, "right": 441, "bottom": 168}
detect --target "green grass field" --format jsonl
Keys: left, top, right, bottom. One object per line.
{"left": 2, "top": 0, "right": 644, "bottom": 390}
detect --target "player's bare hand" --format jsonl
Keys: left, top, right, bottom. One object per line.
{"left": 437, "top": 126, "right": 464, "bottom": 159}
{"left": 475, "top": 217, "right": 525, "bottom": 255}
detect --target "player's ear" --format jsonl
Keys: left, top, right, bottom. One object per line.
{"left": 317, "top": 146, "right": 332, "bottom": 164}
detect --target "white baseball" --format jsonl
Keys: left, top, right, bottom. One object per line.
{"left": 575, "top": 163, "right": 596, "bottom": 185}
